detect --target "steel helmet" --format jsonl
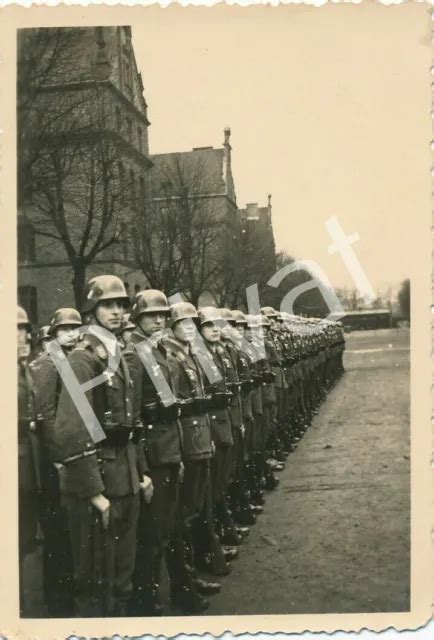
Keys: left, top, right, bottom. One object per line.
{"left": 170, "top": 301, "right": 198, "bottom": 324}
{"left": 17, "top": 306, "right": 31, "bottom": 330}
{"left": 49, "top": 308, "right": 82, "bottom": 335}
{"left": 37, "top": 326, "right": 51, "bottom": 344}
{"left": 121, "top": 313, "right": 135, "bottom": 332}
{"left": 260, "top": 306, "right": 278, "bottom": 318}
{"left": 197, "top": 306, "right": 223, "bottom": 326}
{"left": 220, "top": 308, "right": 235, "bottom": 323}
{"left": 82, "top": 275, "right": 129, "bottom": 314}
{"left": 245, "top": 314, "right": 258, "bottom": 328}
{"left": 257, "top": 314, "right": 271, "bottom": 327}
{"left": 232, "top": 310, "right": 247, "bottom": 325}
{"left": 131, "top": 289, "right": 170, "bottom": 321}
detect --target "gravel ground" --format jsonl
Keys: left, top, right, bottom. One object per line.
{"left": 205, "top": 328, "right": 410, "bottom": 615}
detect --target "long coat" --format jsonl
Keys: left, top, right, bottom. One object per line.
{"left": 164, "top": 336, "right": 212, "bottom": 461}
{"left": 52, "top": 333, "right": 147, "bottom": 499}
{"left": 124, "top": 328, "right": 183, "bottom": 468}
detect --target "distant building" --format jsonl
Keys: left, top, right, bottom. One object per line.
{"left": 328, "top": 309, "right": 391, "bottom": 331}
{"left": 18, "top": 26, "right": 151, "bottom": 323}
{"left": 147, "top": 131, "right": 277, "bottom": 306}
{"left": 238, "top": 197, "right": 277, "bottom": 294}
{"left": 18, "top": 28, "right": 278, "bottom": 322}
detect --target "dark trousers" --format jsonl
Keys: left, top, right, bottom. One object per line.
{"left": 210, "top": 444, "right": 232, "bottom": 503}
{"left": 64, "top": 492, "right": 139, "bottom": 617}
{"left": 134, "top": 463, "right": 180, "bottom": 603}
{"left": 167, "top": 459, "right": 210, "bottom": 591}
{"left": 228, "top": 428, "right": 248, "bottom": 508}
{"left": 40, "top": 467, "right": 73, "bottom": 616}
{"left": 181, "top": 459, "right": 209, "bottom": 523}
{"left": 19, "top": 489, "right": 39, "bottom": 616}
{"left": 191, "top": 477, "right": 229, "bottom": 575}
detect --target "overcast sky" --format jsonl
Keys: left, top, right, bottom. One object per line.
{"left": 131, "top": 5, "right": 429, "bottom": 298}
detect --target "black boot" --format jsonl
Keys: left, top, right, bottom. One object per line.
{"left": 171, "top": 586, "right": 209, "bottom": 614}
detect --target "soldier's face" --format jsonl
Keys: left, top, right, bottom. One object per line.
{"left": 138, "top": 312, "right": 166, "bottom": 337}
{"left": 235, "top": 324, "right": 245, "bottom": 339}
{"left": 200, "top": 322, "right": 221, "bottom": 343}
{"left": 95, "top": 300, "right": 125, "bottom": 331}
{"left": 173, "top": 318, "right": 197, "bottom": 344}
{"left": 221, "top": 321, "right": 238, "bottom": 342}
{"left": 55, "top": 325, "right": 79, "bottom": 349}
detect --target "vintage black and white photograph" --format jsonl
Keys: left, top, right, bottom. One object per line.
{"left": 4, "top": 3, "right": 432, "bottom": 636}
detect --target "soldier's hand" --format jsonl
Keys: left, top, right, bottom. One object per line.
{"left": 179, "top": 461, "right": 185, "bottom": 482}
{"left": 211, "top": 441, "right": 216, "bottom": 456}
{"left": 240, "top": 423, "right": 246, "bottom": 437}
{"left": 140, "top": 476, "right": 154, "bottom": 504}
{"left": 90, "top": 493, "right": 111, "bottom": 529}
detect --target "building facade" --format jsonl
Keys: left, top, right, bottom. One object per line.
{"left": 18, "top": 26, "right": 152, "bottom": 323}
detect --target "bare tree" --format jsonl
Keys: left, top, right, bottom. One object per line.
{"left": 134, "top": 154, "right": 225, "bottom": 305}
{"left": 19, "top": 28, "right": 131, "bottom": 307}
{"left": 18, "top": 28, "right": 92, "bottom": 207}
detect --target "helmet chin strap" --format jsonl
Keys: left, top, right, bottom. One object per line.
{"left": 91, "top": 309, "right": 123, "bottom": 336}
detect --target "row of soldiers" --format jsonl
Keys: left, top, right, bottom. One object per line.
{"left": 18, "top": 275, "right": 345, "bottom": 618}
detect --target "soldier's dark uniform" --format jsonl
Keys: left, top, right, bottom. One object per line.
{"left": 164, "top": 301, "right": 223, "bottom": 600}
{"left": 18, "top": 306, "right": 40, "bottom": 615}
{"left": 244, "top": 314, "right": 267, "bottom": 503}
{"left": 195, "top": 307, "right": 244, "bottom": 547}
{"left": 125, "top": 290, "right": 200, "bottom": 614}
{"left": 164, "top": 320, "right": 212, "bottom": 525}
{"left": 219, "top": 309, "right": 257, "bottom": 526}
{"left": 51, "top": 277, "right": 147, "bottom": 617}
{"left": 30, "top": 307, "right": 82, "bottom": 617}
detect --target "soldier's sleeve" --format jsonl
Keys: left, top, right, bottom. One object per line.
{"left": 53, "top": 348, "right": 105, "bottom": 499}
{"left": 31, "top": 356, "right": 60, "bottom": 461}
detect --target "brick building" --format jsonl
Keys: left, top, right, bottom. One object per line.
{"left": 18, "top": 27, "right": 277, "bottom": 322}
{"left": 238, "top": 197, "right": 277, "bottom": 294}
{"left": 18, "top": 26, "right": 152, "bottom": 323}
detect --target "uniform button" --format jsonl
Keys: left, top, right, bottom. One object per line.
{"left": 212, "top": 415, "right": 216, "bottom": 420}
{"left": 148, "top": 424, "right": 153, "bottom": 430}
{"left": 193, "top": 420, "right": 198, "bottom": 425}
{"left": 86, "top": 443, "right": 92, "bottom": 448}
{"left": 127, "top": 412, "right": 131, "bottom": 417}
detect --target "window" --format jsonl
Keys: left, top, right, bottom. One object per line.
{"left": 18, "top": 221, "right": 35, "bottom": 263}
{"left": 18, "top": 285, "right": 38, "bottom": 325}
{"left": 126, "top": 117, "right": 132, "bottom": 142}
{"left": 118, "top": 162, "right": 125, "bottom": 197}
{"left": 123, "top": 51, "right": 133, "bottom": 93}
{"left": 139, "top": 176, "right": 146, "bottom": 203}
{"left": 129, "top": 170, "right": 136, "bottom": 210}
{"left": 115, "top": 106, "right": 122, "bottom": 132}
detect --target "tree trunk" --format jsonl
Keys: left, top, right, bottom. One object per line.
{"left": 72, "top": 261, "right": 87, "bottom": 310}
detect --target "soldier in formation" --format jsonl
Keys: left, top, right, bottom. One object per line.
{"left": 18, "top": 279, "right": 345, "bottom": 617}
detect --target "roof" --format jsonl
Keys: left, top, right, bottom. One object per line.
{"left": 150, "top": 143, "right": 236, "bottom": 203}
